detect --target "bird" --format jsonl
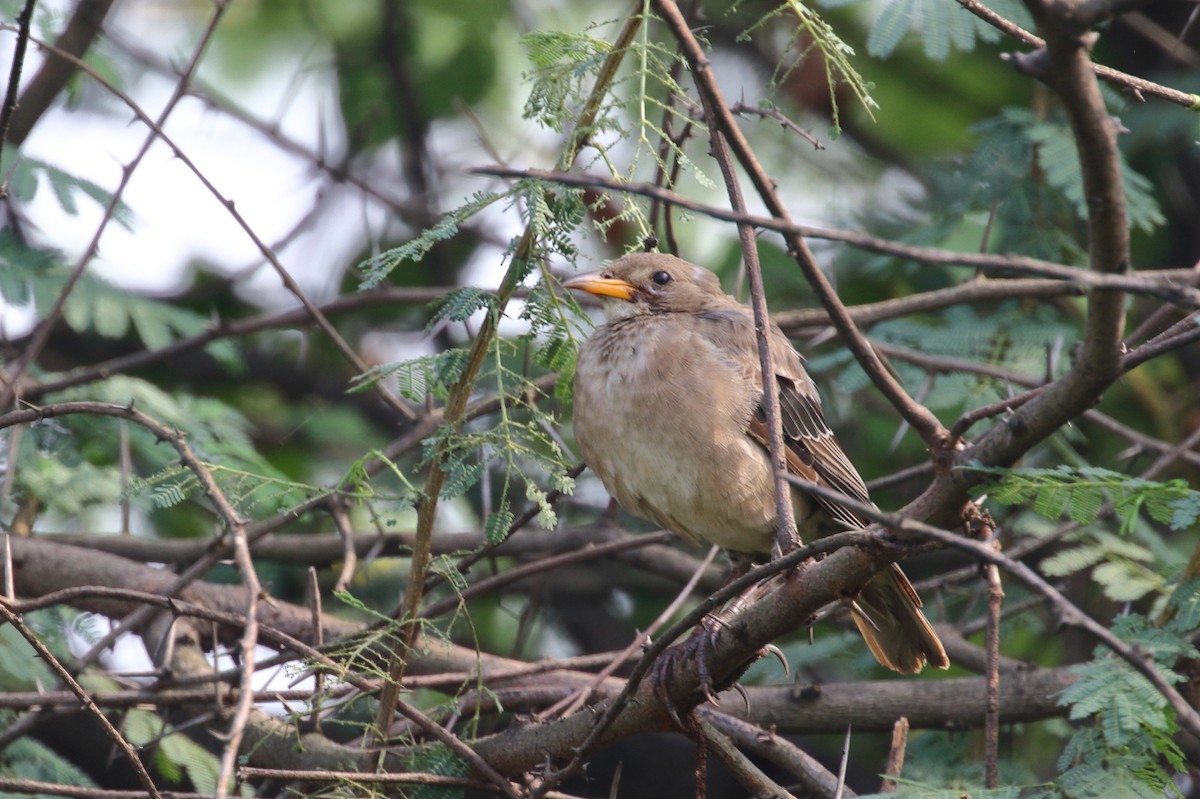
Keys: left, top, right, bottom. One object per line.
{"left": 565, "top": 252, "right": 948, "bottom": 674}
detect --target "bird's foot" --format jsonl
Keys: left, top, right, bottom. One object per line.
{"left": 649, "top": 571, "right": 795, "bottom": 726}
{"left": 651, "top": 615, "right": 724, "bottom": 728}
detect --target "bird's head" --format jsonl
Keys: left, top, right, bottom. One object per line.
{"left": 563, "top": 253, "right": 726, "bottom": 321}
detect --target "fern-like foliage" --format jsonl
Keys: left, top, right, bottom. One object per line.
{"left": 119, "top": 704, "right": 243, "bottom": 795}
{"left": 2, "top": 736, "right": 99, "bottom": 796}
{"left": 862, "top": 0, "right": 1034, "bottom": 60}
{"left": 0, "top": 232, "right": 240, "bottom": 366}
{"left": 407, "top": 743, "right": 472, "bottom": 799}
{"left": 18, "top": 376, "right": 320, "bottom": 521}
{"left": 977, "top": 465, "right": 1196, "bottom": 602}
{"left": 743, "top": 0, "right": 878, "bottom": 130}
{"left": 351, "top": 348, "right": 473, "bottom": 402}
{"left": 415, "top": 336, "right": 577, "bottom": 542}
{"left": 1054, "top": 585, "right": 1198, "bottom": 797}
{"left": 521, "top": 30, "right": 614, "bottom": 133}
{"left": 1, "top": 152, "right": 133, "bottom": 227}
{"left": 843, "top": 105, "right": 1163, "bottom": 274}
{"left": 969, "top": 109, "right": 1162, "bottom": 243}
{"left": 519, "top": 21, "right": 711, "bottom": 230}
{"left": 979, "top": 465, "right": 1195, "bottom": 534}
{"left": 810, "top": 303, "right": 1076, "bottom": 412}
{"left": 358, "top": 191, "right": 508, "bottom": 289}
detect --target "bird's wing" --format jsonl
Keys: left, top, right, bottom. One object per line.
{"left": 696, "top": 307, "right": 872, "bottom": 530}
{"left": 768, "top": 373, "right": 871, "bottom": 530}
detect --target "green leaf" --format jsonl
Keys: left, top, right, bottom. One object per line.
{"left": 4, "top": 736, "right": 98, "bottom": 792}
{"left": 1169, "top": 492, "right": 1200, "bottom": 530}
{"left": 426, "top": 286, "right": 496, "bottom": 331}
{"left": 352, "top": 348, "right": 471, "bottom": 401}
{"left": 358, "top": 191, "right": 504, "bottom": 288}
{"left": 442, "top": 459, "right": 484, "bottom": 498}
{"left": 520, "top": 30, "right": 612, "bottom": 132}
{"left": 1039, "top": 544, "right": 1104, "bottom": 577}
{"left": 484, "top": 504, "right": 514, "bottom": 545}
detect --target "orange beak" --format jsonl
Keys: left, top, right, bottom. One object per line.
{"left": 563, "top": 271, "right": 638, "bottom": 301}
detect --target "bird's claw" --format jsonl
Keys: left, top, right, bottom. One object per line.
{"left": 650, "top": 623, "right": 722, "bottom": 728}
{"left": 763, "top": 643, "right": 789, "bottom": 676}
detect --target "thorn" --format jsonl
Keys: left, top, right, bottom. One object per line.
{"left": 763, "top": 643, "right": 789, "bottom": 676}
{"left": 731, "top": 682, "right": 750, "bottom": 712}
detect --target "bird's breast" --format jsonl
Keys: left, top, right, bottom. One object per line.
{"left": 573, "top": 318, "right": 782, "bottom": 554}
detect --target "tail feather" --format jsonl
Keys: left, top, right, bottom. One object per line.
{"left": 849, "top": 563, "right": 949, "bottom": 673}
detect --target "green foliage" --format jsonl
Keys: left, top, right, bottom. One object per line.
{"left": 484, "top": 504, "right": 515, "bottom": 546}
{"left": 0, "top": 233, "right": 234, "bottom": 363}
{"left": 747, "top": 0, "right": 878, "bottom": 129}
{"left": 16, "top": 456, "right": 123, "bottom": 514}
{"left": 520, "top": 20, "right": 711, "bottom": 204}
{"left": 0, "top": 152, "right": 132, "bottom": 227}
{"left": 0, "top": 615, "right": 59, "bottom": 691}
{"left": 860, "top": 106, "right": 1164, "bottom": 268}
{"left": 868, "top": 729, "right": 1045, "bottom": 797}
{"left": 352, "top": 348, "right": 472, "bottom": 402}
{"left": 122, "top": 708, "right": 233, "bottom": 795}
{"left": 812, "top": 303, "right": 1076, "bottom": 409}
{"left": 978, "top": 465, "right": 1196, "bottom": 601}
{"left": 0, "top": 614, "right": 99, "bottom": 798}
{"left": 11, "top": 376, "right": 315, "bottom": 520}
{"left": 1053, "top": 589, "right": 1199, "bottom": 797}
{"left": 861, "top": 0, "right": 1034, "bottom": 60}
{"left": 358, "top": 191, "right": 507, "bottom": 289}
{"left": 867, "top": 0, "right": 976, "bottom": 61}
{"left": 415, "top": 337, "right": 574, "bottom": 534}
{"left": 407, "top": 743, "right": 471, "bottom": 799}
{"left": 980, "top": 465, "right": 1196, "bottom": 534}
{"left": 1, "top": 736, "right": 98, "bottom": 798}
{"left": 1021, "top": 114, "right": 1164, "bottom": 235}
{"left": 521, "top": 30, "right": 613, "bottom": 133}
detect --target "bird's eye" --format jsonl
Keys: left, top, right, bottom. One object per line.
{"left": 651, "top": 271, "right": 672, "bottom": 286}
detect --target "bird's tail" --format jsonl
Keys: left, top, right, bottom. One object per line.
{"left": 850, "top": 563, "right": 949, "bottom": 673}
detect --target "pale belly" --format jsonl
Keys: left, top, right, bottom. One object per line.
{"left": 573, "top": 327, "right": 800, "bottom": 555}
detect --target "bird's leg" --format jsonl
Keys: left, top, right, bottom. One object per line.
{"left": 651, "top": 556, "right": 785, "bottom": 725}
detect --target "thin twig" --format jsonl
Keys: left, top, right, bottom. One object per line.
{"left": 306, "top": 566, "right": 324, "bottom": 732}
{"left": 957, "top": 0, "right": 1200, "bottom": 109}
{"left": 0, "top": 777, "right": 202, "bottom": 799}
{"left": 0, "top": 0, "right": 37, "bottom": 159}
{"left": 730, "top": 101, "right": 824, "bottom": 150}
{"left": 0, "top": 603, "right": 163, "bottom": 799}
{"left": 472, "top": 167, "right": 1200, "bottom": 309}
{"left": 705, "top": 107, "right": 797, "bottom": 554}
{"left": 328, "top": 499, "right": 358, "bottom": 594}
{"left": 983, "top": 561, "right": 1003, "bottom": 789}
{"left": 879, "top": 717, "right": 908, "bottom": 793}
{"left": 834, "top": 726, "right": 851, "bottom": 799}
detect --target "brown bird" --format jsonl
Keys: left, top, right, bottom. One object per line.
{"left": 566, "top": 252, "right": 948, "bottom": 673}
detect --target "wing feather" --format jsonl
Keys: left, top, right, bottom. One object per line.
{"left": 693, "top": 306, "right": 873, "bottom": 530}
